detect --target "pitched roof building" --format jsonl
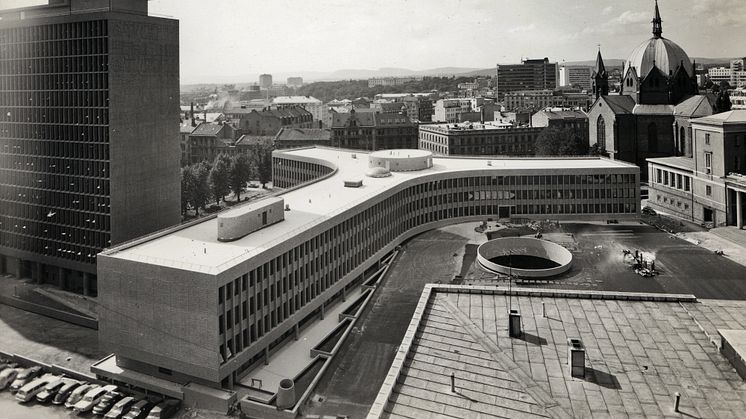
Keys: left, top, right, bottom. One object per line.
{"left": 329, "top": 109, "right": 417, "bottom": 150}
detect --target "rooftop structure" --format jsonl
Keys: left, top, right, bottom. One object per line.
{"left": 369, "top": 285, "right": 746, "bottom": 418}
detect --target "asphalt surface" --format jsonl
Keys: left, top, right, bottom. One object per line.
{"left": 304, "top": 221, "right": 746, "bottom": 418}
{"left": 303, "top": 228, "right": 468, "bottom": 418}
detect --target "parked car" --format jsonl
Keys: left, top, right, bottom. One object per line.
{"left": 146, "top": 400, "right": 180, "bottom": 419}
{"left": 15, "top": 375, "right": 54, "bottom": 403}
{"left": 0, "top": 368, "right": 21, "bottom": 390}
{"left": 52, "top": 379, "right": 82, "bottom": 405}
{"left": 74, "top": 384, "right": 117, "bottom": 414}
{"left": 93, "top": 390, "right": 124, "bottom": 416}
{"left": 9, "top": 366, "right": 42, "bottom": 393}
{"left": 0, "top": 360, "right": 18, "bottom": 372}
{"left": 36, "top": 377, "right": 68, "bottom": 403}
{"left": 123, "top": 399, "right": 154, "bottom": 419}
{"left": 104, "top": 396, "right": 137, "bottom": 419}
{"left": 66, "top": 383, "right": 99, "bottom": 408}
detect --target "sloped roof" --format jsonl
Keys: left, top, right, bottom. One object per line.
{"left": 674, "top": 94, "right": 716, "bottom": 117}
{"left": 191, "top": 122, "right": 225, "bottom": 137}
{"left": 691, "top": 110, "right": 746, "bottom": 126}
{"left": 235, "top": 135, "right": 274, "bottom": 146}
{"left": 535, "top": 109, "right": 588, "bottom": 120}
{"left": 272, "top": 96, "right": 321, "bottom": 105}
{"left": 632, "top": 104, "right": 675, "bottom": 115}
{"left": 600, "top": 95, "right": 636, "bottom": 114}
{"left": 331, "top": 109, "right": 376, "bottom": 127}
{"left": 275, "top": 128, "right": 331, "bottom": 142}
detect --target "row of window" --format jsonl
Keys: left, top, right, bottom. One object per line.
{"left": 0, "top": 90, "right": 109, "bottom": 108}
{"left": 218, "top": 159, "right": 639, "bottom": 365}
{"left": 272, "top": 158, "right": 334, "bottom": 188}
{"left": 419, "top": 131, "right": 537, "bottom": 146}
{"left": 1, "top": 185, "right": 110, "bottom": 214}
{"left": 0, "top": 155, "right": 109, "bottom": 178}
{"left": 0, "top": 225, "right": 105, "bottom": 263}
{"left": 1, "top": 139, "right": 110, "bottom": 159}
{"left": 653, "top": 168, "right": 691, "bottom": 192}
{"left": 0, "top": 20, "right": 107, "bottom": 45}
{"left": 1, "top": 124, "right": 109, "bottom": 143}
{"left": 656, "top": 194, "right": 690, "bottom": 211}
{"left": 0, "top": 73, "right": 109, "bottom": 91}
{"left": 2, "top": 106, "right": 108, "bottom": 125}
{"left": 0, "top": 169, "right": 110, "bottom": 195}
{"left": 0, "top": 54, "right": 108, "bottom": 75}
{"left": 1, "top": 201, "right": 110, "bottom": 231}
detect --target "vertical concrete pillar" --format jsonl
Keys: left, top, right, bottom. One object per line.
{"left": 83, "top": 272, "right": 91, "bottom": 297}
{"left": 58, "top": 267, "right": 66, "bottom": 290}
{"left": 342, "top": 286, "right": 347, "bottom": 302}
{"left": 320, "top": 302, "right": 325, "bottom": 320}
{"left": 263, "top": 347, "right": 269, "bottom": 366}
{"left": 33, "top": 262, "right": 41, "bottom": 283}
{"left": 737, "top": 191, "right": 743, "bottom": 229}
{"left": 16, "top": 259, "right": 23, "bottom": 279}
{"left": 294, "top": 323, "right": 299, "bottom": 341}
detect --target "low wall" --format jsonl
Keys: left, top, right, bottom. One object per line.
{"left": 477, "top": 237, "right": 573, "bottom": 278}
{"left": 0, "top": 295, "right": 97, "bottom": 329}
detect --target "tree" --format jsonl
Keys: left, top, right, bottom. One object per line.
{"left": 193, "top": 162, "right": 212, "bottom": 212}
{"left": 180, "top": 166, "right": 197, "bottom": 215}
{"left": 229, "top": 154, "right": 251, "bottom": 201}
{"left": 716, "top": 87, "right": 732, "bottom": 113}
{"left": 250, "top": 140, "right": 274, "bottom": 188}
{"left": 588, "top": 142, "right": 607, "bottom": 156}
{"left": 534, "top": 126, "right": 589, "bottom": 156}
{"left": 209, "top": 154, "right": 231, "bottom": 205}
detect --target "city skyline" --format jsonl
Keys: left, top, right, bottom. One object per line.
{"left": 143, "top": 0, "right": 746, "bottom": 84}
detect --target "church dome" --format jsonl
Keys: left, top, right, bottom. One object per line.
{"left": 625, "top": 37, "right": 692, "bottom": 79}
{"left": 624, "top": 0, "right": 692, "bottom": 79}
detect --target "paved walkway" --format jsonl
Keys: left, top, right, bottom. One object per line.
{"left": 679, "top": 226, "right": 746, "bottom": 268}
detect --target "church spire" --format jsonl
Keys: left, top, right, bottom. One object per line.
{"left": 593, "top": 48, "right": 607, "bottom": 77}
{"left": 652, "top": 0, "right": 663, "bottom": 38}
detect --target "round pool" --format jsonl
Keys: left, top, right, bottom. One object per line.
{"left": 477, "top": 237, "right": 573, "bottom": 278}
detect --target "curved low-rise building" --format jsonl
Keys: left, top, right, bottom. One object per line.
{"left": 96, "top": 146, "right": 639, "bottom": 395}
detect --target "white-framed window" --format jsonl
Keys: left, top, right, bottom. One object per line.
{"left": 705, "top": 152, "right": 712, "bottom": 174}
{"left": 705, "top": 133, "right": 711, "bottom": 145}
{"left": 706, "top": 185, "right": 712, "bottom": 196}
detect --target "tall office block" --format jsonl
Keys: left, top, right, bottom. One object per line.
{"left": 0, "top": 0, "right": 181, "bottom": 296}
{"left": 497, "top": 58, "right": 558, "bottom": 99}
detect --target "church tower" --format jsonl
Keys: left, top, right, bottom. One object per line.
{"left": 592, "top": 49, "right": 609, "bottom": 99}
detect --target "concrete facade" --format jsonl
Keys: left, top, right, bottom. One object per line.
{"left": 97, "top": 147, "right": 639, "bottom": 394}
{"left": 0, "top": 2, "right": 180, "bottom": 295}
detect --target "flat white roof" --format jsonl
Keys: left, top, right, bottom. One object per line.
{"left": 105, "top": 147, "right": 637, "bottom": 274}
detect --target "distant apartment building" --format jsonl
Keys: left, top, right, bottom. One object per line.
{"left": 433, "top": 98, "right": 474, "bottom": 122}
{"left": 732, "top": 89, "right": 746, "bottom": 110}
{"left": 402, "top": 95, "right": 433, "bottom": 122}
{"left": 272, "top": 96, "right": 323, "bottom": 122}
{"left": 186, "top": 122, "right": 238, "bottom": 165}
{"left": 647, "top": 110, "right": 746, "bottom": 227}
{"left": 259, "top": 74, "right": 273, "bottom": 89}
{"left": 0, "top": 0, "right": 181, "bottom": 296}
{"left": 329, "top": 109, "right": 417, "bottom": 150}
{"left": 496, "top": 58, "right": 559, "bottom": 98}
{"left": 559, "top": 65, "right": 592, "bottom": 90}
{"left": 286, "top": 77, "right": 303, "bottom": 87}
{"left": 236, "top": 107, "right": 313, "bottom": 136}
{"left": 419, "top": 122, "right": 543, "bottom": 156}
{"left": 370, "top": 101, "right": 406, "bottom": 114}
{"left": 274, "top": 128, "right": 332, "bottom": 149}
{"left": 503, "top": 89, "right": 592, "bottom": 111}
{"left": 368, "top": 76, "right": 422, "bottom": 88}
{"left": 708, "top": 59, "right": 746, "bottom": 87}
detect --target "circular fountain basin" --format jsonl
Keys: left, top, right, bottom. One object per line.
{"left": 477, "top": 237, "right": 573, "bottom": 278}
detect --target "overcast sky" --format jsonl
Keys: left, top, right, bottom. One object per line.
{"left": 147, "top": 0, "right": 745, "bottom": 84}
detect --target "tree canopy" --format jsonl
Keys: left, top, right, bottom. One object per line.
{"left": 229, "top": 154, "right": 252, "bottom": 201}
{"left": 209, "top": 154, "right": 232, "bottom": 205}
{"left": 534, "top": 127, "right": 589, "bottom": 156}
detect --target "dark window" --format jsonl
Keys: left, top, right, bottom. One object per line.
{"left": 596, "top": 115, "right": 606, "bottom": 151}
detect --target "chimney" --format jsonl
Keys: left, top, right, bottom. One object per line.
{"left": 567, "top": 338, "right": 586, "bottom": 377}
{"left": 204, "top": 110, "right": 207, "bottom": 122}
{"left": 276, "top": 378, "right": 296, "bottom": 410}
{"left": 190, "top": 102, "right": 196, "bottom": 127}
{"left": 508, "top": 309, "right": 521, "bottom": 337}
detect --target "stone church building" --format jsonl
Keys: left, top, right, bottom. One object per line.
{"left": 587, "top": 1, "right": 718, "bottom": 178}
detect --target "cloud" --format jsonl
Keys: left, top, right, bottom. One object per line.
{"left": 602, "top": 6, "right": 613, "bottom": 16}
{"left": 508, "top": 23, "right": 536, "bottom": 34}
{"left": 615, "top": 11, "right": 650, "bottom": 25}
